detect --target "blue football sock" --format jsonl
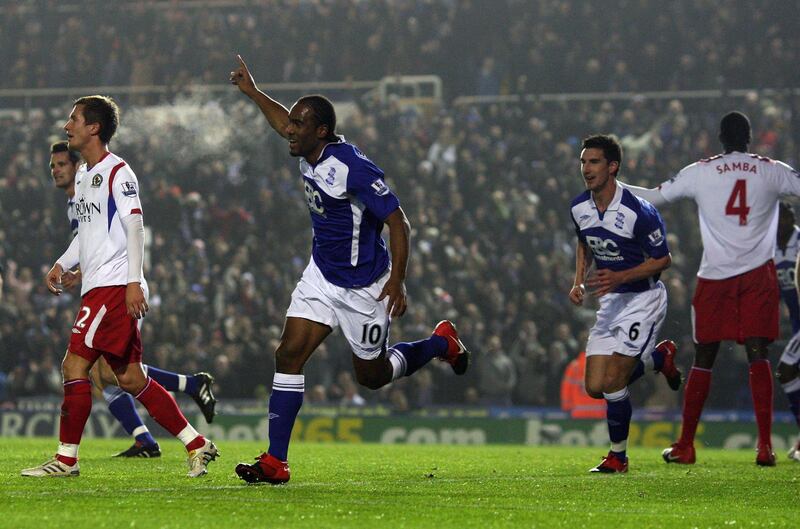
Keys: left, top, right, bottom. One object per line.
{"left": 604, "top": 387, "right": 632, "bottom": 459}
{"left": 628, "top": 360, "right": 645, "bottom": 385}
{"left": 651, "top": 346, "right": 666, "bottom": 372}
{"left": 144, "top": 365, "right": 197, "bottom": 395}
{"left": 103, "top": 386, "right": 157, "bottom": 447}
{"left": 387, "top": 335, "right": 448, "bottom": 378}
{"left": 267, "top": 373, "right": 304, "bottom": 462}
{"left": 782, "top": 380, "right": 800, "bottom": 427}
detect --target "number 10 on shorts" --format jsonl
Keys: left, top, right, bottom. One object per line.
{"left": 361, "top": 323, "right": 383, "bottom": 345}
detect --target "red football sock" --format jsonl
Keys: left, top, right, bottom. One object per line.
{"left": 185, "top": 436, "right": 206, "bottom": 452}
{"left": 678, "top": 367, "right": 712, "bottom": 446}
{"left": 135, "top": 378, "right": 189, "bottom": 436}
{"left": 749, "top": 359, "right": 773, "bottom": 447}
{"left": 57, "top": 379, "right": 92, "bottom": 466}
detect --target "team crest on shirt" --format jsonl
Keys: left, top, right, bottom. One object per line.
{"left": 121, "top": 181, "right": 137, "bottom": 197}
{"left": 648, "top": 229, "right": 665, "bottom": 246}
{"left": 614, "top": 212, "right": 625, "bottom": 229}
{"left": 325, "top": 167, "right": 336, "bottom": 185}
{"left": 91, "top": 174, "right": 103, "bottom": 187}
{"left": 371, "top": 179, "right": 389, "bottom": 196}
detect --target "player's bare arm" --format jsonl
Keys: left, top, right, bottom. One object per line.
{"left": 45, "top": 263, "right": 65, "bottom": 295}
{"left": 60, "top": 268, "right": 81, "bottom": 289}
{"left": 587, "top": 254, "right": 672, "bottom": 297}
{"left": 125, "top": 282, "right": 148, "bottom": 319}
{"left": 230, "top": 54, "right": 291, "bottom": 138}
{"left": 378, "top": 208, "right": 410, "bottom": 317}
{"left": 795, "top": 249, "right": 800, "bottom": 299}
{"left": 569, "top": 240, "right": 591, "bottom": 305}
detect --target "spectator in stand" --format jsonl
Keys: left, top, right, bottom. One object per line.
{"left": 560, "top": 351, "right": 605, "bottom": 419}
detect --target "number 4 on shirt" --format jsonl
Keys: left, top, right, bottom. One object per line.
{"left": 726, "top": 179, "right": 750, "bottom": 225}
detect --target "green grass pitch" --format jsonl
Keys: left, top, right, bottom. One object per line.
{"left": 1, "top": 438, "right": 797, "bottom": 528}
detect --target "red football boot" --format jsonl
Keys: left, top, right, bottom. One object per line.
{"left": 756, "top": 444, "right": 776, "bottom": 467}
{"left": 433, "top": 320, "right": 470, "bottom": 375}
{"left": 655, "top": 340, "right": 682, "bottom": 391}
{"left": 662, "top": 442, "right": 696, "bottom": 464}
{"left": 590, "top": 452, "right": 628, "bottom": 473}
{"left": 235, "top": 453, "right": 290, "bottom": 484}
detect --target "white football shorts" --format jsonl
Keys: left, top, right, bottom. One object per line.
{"left": 780, "top": 330, "right": 800, "bottom": 367}
{"left": 286, "top": 258, "right": 391, "bottom": 360}
{"left": 586, "top": 281, "right": 667, "bottom": 358}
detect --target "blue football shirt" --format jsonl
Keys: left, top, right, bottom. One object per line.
{"left": 571, "top": 184, "right": 670, "bottom": 294}
{"left": 776, "top": 226, "right": 800, "bottom": 333}
{"left": 298, "top": 139, "right": 400, "bottom": 288}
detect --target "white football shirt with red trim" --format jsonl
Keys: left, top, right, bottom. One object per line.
{"left": 659, "top": 151, "right": 800, "bottom": 279}
{"left": 72, "top": 151, "right": 145, "bottom": 296}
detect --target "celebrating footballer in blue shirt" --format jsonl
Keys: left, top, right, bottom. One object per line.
{"left": 230, "top": 55, "right": 470, "bottom": 484}
{"left": 569, "top": 134, "right": 681, "bottom": 474}
{"left": 775, "top": 202, "right": 800, "bottom": 461}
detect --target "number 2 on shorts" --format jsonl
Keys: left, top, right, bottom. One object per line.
{"left": 73, "top": 306, "right": 91, "bottom": 330}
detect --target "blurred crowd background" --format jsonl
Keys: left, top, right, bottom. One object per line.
{"left": 0, "top": 0, "right": 798, "bottom": 413}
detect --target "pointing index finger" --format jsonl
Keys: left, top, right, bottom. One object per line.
{"left": 237, "top": 54, "right": 247, "bottom": 69}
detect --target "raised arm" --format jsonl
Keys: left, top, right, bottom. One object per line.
{"left": 230, "top": 54, "right": 290, "bottom": 138}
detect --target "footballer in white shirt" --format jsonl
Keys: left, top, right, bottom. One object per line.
{"left": 623, "top": 111, "right": 800, "bottom": 466}
{"left": 48, "top": 140, "right": 218, "bottom": 459}
{"left": 22, "top": 96, "right": 217, "bottom": 478}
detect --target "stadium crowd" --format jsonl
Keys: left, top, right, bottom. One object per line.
{"left": 0, "top": 0, "right": 798, "bottom": 413}
{"left": 1, "top": 90, "right": 797, "bottom": 411}
{"left": 1, "top": 0, "right": 798, "bottom": 96}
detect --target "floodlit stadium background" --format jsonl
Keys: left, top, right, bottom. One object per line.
{"left": 0, "top": 0, "right": 798, "bottom": 447}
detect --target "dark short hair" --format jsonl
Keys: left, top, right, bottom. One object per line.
{"left": 582, "top": 134, "right": 623, "bottom": 176}
{"left": 50, "top": 140, "right": 81, "bottom": 164}
{"left": 719, "top": 111, "right": 751, "bottom": 150}
{"left": 73, "top": 95, "right": 120, "bottom": 144}
{"left": 296, "top": 94, "right": 338, "bottom": 141}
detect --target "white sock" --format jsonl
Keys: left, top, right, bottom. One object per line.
{"left": 388, "top": 348, "right": 407, "bottom": 381}
{"left": 611, "top": 439, "right": 628, "bottom": 453}
{"left": 177, "top": 424, "right": 201, "bottom": 448}
{"left": 57, "top": 443, "right": 79, "bottom": 460}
